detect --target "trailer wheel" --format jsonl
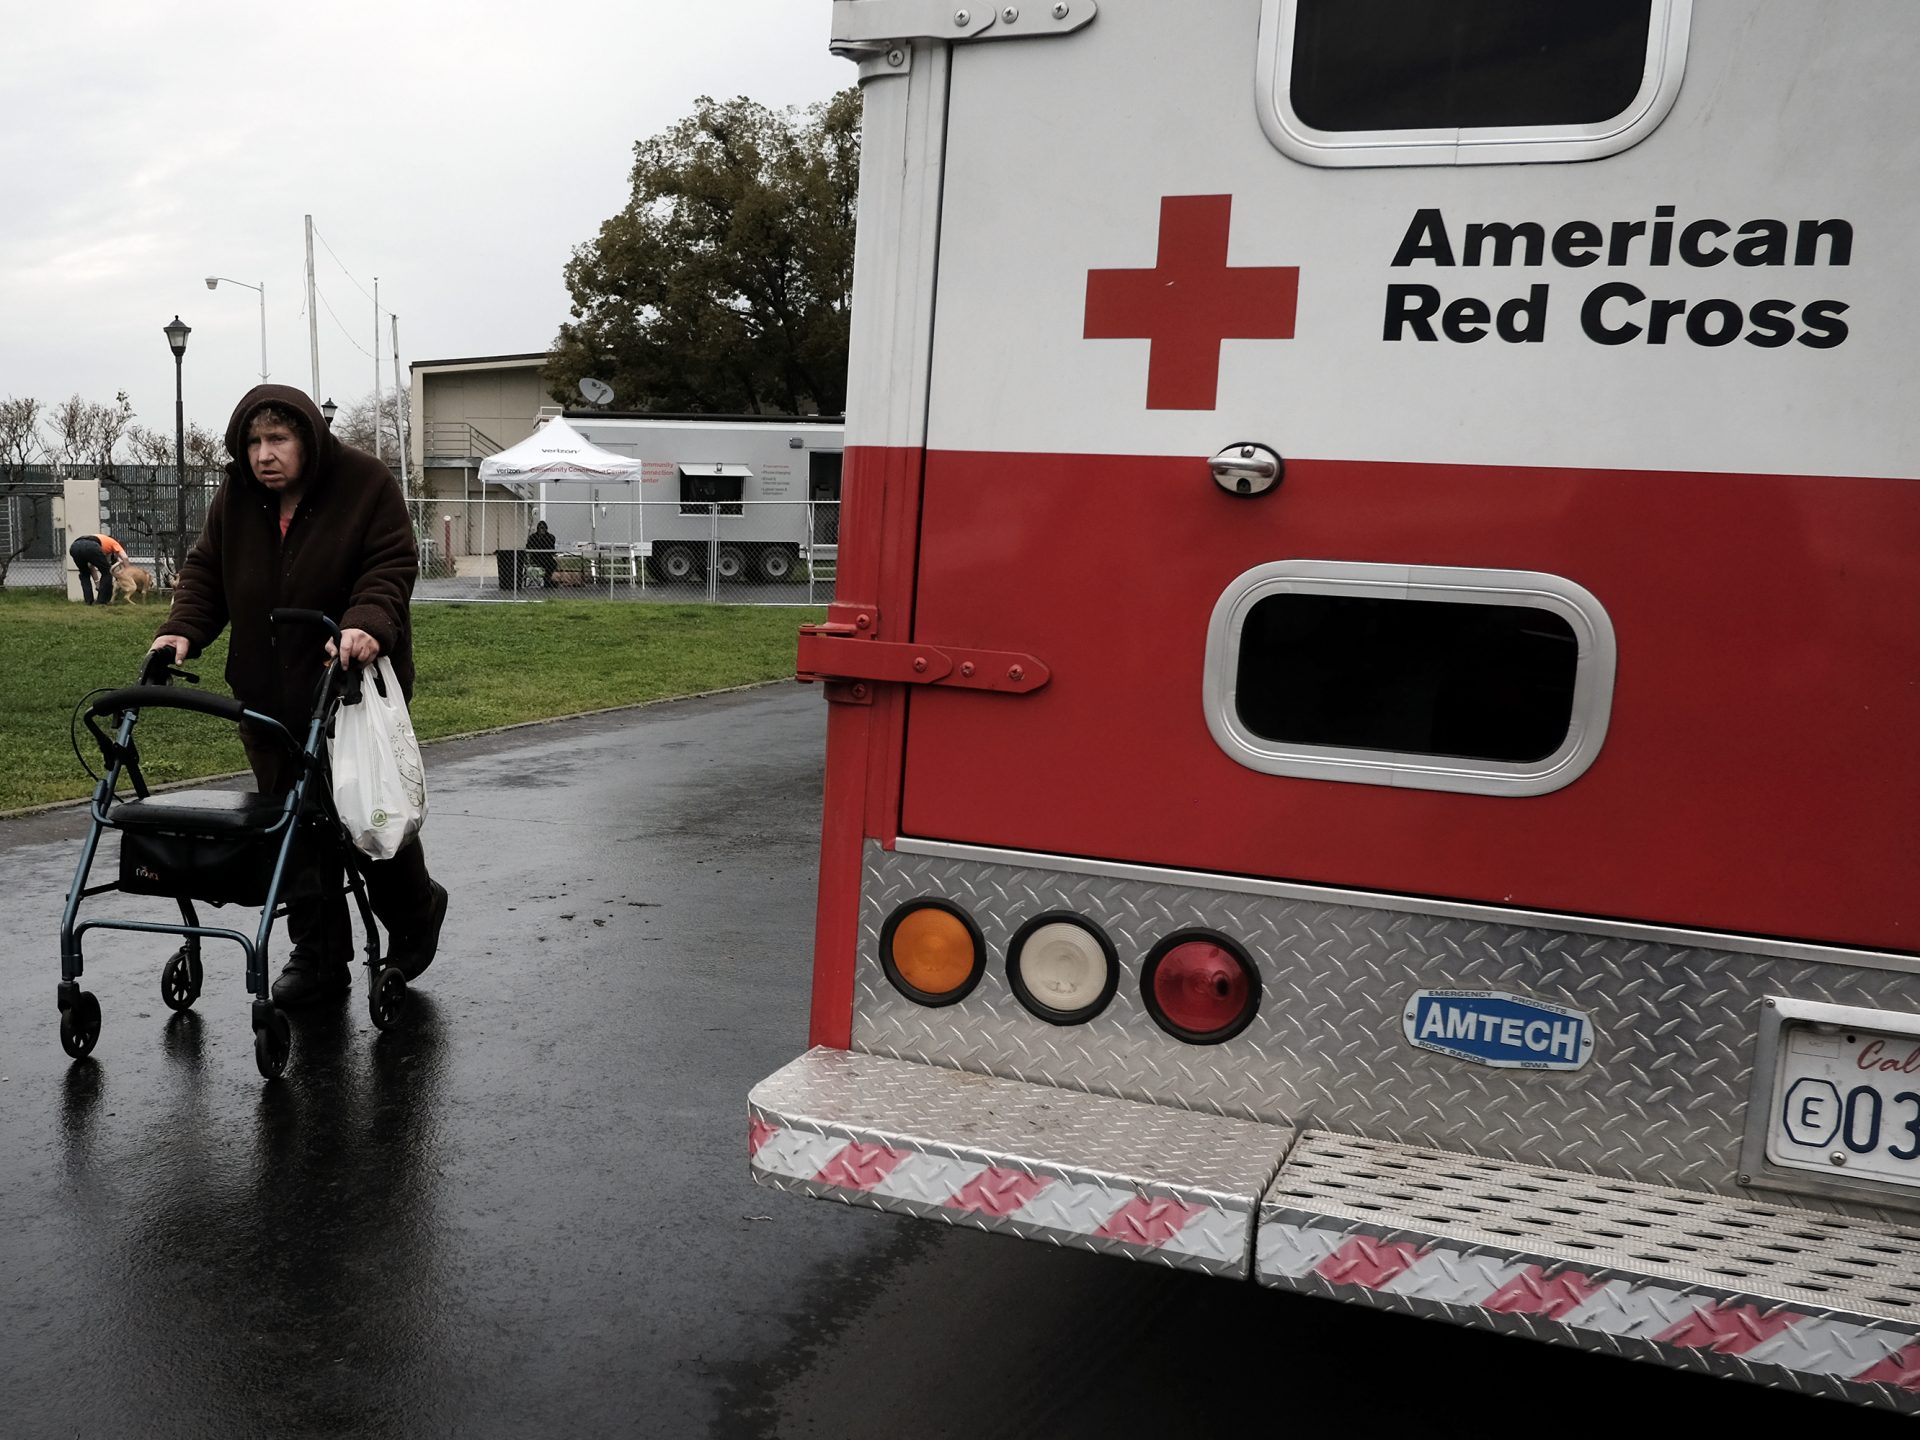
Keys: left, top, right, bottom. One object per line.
{"left": 713, "top": 545, "right": 747, "bottom": 583}
{"left": 756, "top": 546, "right": 796, "bottom": 582}
{"left": 657, "top": 545, "right": 701, "bottom": 584}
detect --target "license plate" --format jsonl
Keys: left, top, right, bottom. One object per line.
{"left": 1767, "top": 1022, "right": 1920, "bottom": 1190}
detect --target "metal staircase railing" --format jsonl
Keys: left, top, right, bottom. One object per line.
{"left": 422, "top": 422, "right": 505, "bottom": 466}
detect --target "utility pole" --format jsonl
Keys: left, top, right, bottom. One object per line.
{"left": 391, "top": 313, "right": 410, "bottom": 492}
{"left": 305, "top": 215, "right": 320, "bottom": 400}
{"left": 372, "top": 277, "right": 382, "bottom": 465}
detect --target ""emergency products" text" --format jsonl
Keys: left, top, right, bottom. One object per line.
{"left": 1382, "top": 205, "right": 1852, "bottom": 349}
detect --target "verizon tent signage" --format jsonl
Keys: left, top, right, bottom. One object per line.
{"left": 1403, "top": 990, "right": 1596, "bottom": 1072}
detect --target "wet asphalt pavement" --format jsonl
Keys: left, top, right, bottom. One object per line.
{"left": 0, "top": 683, "right": 1906, "bottom": 1437}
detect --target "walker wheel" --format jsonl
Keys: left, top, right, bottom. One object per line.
{"left": 60, "top": 991, "right": 102, "bottom": 1060}
{"left": 253, "top": 1007, "right": 292, "bottom": 1080}
{"left": 369, "top": 966, "right": 407, "bottom": 1032}
{"left": 160, "top": 947, "right": 203, "bottom": 1012}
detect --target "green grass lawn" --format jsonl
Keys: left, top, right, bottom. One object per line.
{"left": 0, "top": 591, "right": 820, "bottom": 811}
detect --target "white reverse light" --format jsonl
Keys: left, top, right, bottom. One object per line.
{"left": 1009, "top": 918, "right": 1117, "bottom": 1024}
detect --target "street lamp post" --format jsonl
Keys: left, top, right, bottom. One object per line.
{"left": 164, "top": 316, "right": 191, "bottom": 583}
{"left": 204, "top": 276, "right": 267, "bottom": 381}
{"left": 321, "top": 397, "right": 338, "bottom": 429}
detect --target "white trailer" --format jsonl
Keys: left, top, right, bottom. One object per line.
{"left": 551, "top": 413, "right": 844, "bottom": 583}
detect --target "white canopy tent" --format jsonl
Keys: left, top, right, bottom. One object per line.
{"left": 476, "top": 415, "right": 644, "bottom": 498}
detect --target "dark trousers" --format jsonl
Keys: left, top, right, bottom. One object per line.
{"left": 243, "top": 727, "right": 437, "bottom": 964}
{"left": 69, "top": 540, "right": 112, "bottom": 605}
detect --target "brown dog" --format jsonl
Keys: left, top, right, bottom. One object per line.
{"left": 111, "top": 562, "right": 154, "bottom": 605}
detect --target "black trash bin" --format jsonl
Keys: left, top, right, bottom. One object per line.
{"left": 494, "top": 548, "right": 524, "bottom": 590}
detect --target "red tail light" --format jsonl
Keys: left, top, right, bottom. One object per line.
{"left": 1142, "top": 933, "right": 1259, "bottom": 1044}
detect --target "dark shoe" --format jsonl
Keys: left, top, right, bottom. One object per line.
{"left": 389, "top": 881, "right": 449, "bottom": 982}
{"left": 270, "top": 952, "right": 352, "bottom": 1007}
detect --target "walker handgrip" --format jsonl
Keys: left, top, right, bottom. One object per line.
{"left": 269, "top": 608, "right": 341, "bottom": 642}
{"left": 89, "top": 687, "right": 247, "bottom": 724}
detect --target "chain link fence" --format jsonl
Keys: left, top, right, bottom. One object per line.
{"left": 4, "top": 478, "right": 838, "bottom": 607}
{"left": 0, "top": 472, "right": 63, "bottom": 588}
{"left": 413, "top": 497, "right": 840, "bottom": 606}
{"left": 100, "top": 468, "right": 223, "bottom": 588}
{"left": 0, "top": 467, "right": 225, "bottom": 591}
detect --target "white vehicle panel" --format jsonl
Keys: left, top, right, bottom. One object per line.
{"left": 922, "top": 0, "right": 1920, "bottom": 479}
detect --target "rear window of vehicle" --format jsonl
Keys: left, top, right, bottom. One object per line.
{"left": 1235, "top": 593, "right": 1578, "bottom": 763}
{"left": 1259, "top": 0, "right": 1690, "bottom": 167}
{"left": 1204, "top": 563, "right": 1616, "bottom": 796}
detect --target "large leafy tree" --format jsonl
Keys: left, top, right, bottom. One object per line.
{"left": 548, "top": 90, "right": 860, "bottom": 416}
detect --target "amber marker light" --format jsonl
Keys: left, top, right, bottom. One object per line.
{"left": 880, "top": 900, "right": 985, "bottom": 1006}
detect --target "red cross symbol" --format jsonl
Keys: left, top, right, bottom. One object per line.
{"left": 1084, "top": 195, "right": 1299, "bottom": 411}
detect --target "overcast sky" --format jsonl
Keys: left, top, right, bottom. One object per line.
{"left": 0, "top": 1, "right": 851, "bottom": 445}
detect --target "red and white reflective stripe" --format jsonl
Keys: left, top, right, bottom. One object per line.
{"left": 1258, "top": 1223, "right": 1920, "bottom": 1392}
{"left": 749, "top": 1117, "right": 1245, "bottom": 1265}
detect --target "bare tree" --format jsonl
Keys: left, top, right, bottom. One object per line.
{"left": 0, "top": 396, "right": 46, "bottom": 588}
{"left": 334, "top": 389, "right": 424, "bottom": 506}
{"left": 333, "top": 387, "right": 417, "bottom": 493}
{"left": 123, "top": 425, "right": 175, "bottom": 466}
{"left": 44, "top": 394, "right": 95, "bottom": 471}
{"left": 86, "top": 392, "right": 134, "bottom": 478}
{"left": 127, "top": 419, "right": 227, "bottom": 471}
{"left": 186, "top": 422, "right": 225, "bottom": 470}
{"left": 0, "top": 396, "right": 41, "bottom": 474}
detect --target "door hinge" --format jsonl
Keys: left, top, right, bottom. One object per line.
{"left": 797, "top": 616, "right": 1050, "bottom": 705}
{"left": 831, "top": 0, "right": 1097, "bottom": 61}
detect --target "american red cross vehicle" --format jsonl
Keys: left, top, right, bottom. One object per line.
{"left": 751, "top": 0, "right": 1920, "bottom": 1410}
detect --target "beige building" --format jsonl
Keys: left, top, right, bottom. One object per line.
{"left": 409, "top": 352, "right": 550, "bottom": 560}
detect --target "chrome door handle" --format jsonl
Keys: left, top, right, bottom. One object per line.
{"left": 1210, "top": 443, "right": 1283, "bottom": 497}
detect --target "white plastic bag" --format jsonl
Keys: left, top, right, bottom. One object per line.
{"left": 331, "top": 656, "right": 427, "bottom": 861}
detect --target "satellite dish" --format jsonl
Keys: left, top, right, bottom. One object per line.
{"left": 578, "top": 377, "right": 615, "bottom": 406}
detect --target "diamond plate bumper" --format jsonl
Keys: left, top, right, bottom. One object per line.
{"left": 748, "top": 1047, "right": 1294, "bottom": 1276}
{"left": 1260, "top": 1132, "right": 1920, "bottom": 1412}
{"left": 750, "top": 1053, "right": 1920, "bottom": 1409}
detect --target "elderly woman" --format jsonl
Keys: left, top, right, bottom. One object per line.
{"left": 152, "top": 385, "right": 449, "bottom": 1007}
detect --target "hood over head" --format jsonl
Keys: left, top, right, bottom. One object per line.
{"left": 224, "top": 384, "right": 337, "bottom": 488}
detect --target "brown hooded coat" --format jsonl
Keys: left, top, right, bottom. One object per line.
{"left": 158, "top": 385, "right": 417, "bottom": 731}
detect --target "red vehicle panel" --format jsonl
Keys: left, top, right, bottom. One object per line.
{"left": 901, "top": 451, "right": 1920, "bottom": 952}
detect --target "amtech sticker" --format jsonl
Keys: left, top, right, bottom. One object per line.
{"left": 1403, "top": 989, "right": 1596, "bottom": 1072}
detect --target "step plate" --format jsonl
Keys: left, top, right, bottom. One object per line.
{"left": 749, "top": 1047, "right": 1294, "bottom": 1276}
{"left": 1259, "top": 1132, "right": 1920, "bottom": 1411}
